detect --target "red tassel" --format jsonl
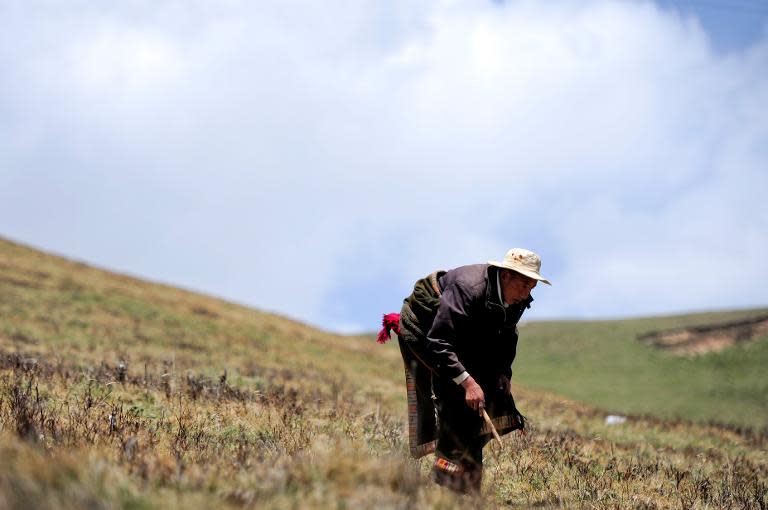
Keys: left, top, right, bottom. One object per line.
{"left": 376, "top": 313, "right": 401, "bottom": 344}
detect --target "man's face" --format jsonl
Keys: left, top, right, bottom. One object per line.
{"left": 499, "top": 269, "right": 537, "bottom": 304}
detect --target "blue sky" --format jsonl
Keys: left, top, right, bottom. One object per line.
{"left": 658, "top": 0, "right": 768, "bottom": 53}
{"left": 1, "top": 0, "right": 767, "bottom": 332}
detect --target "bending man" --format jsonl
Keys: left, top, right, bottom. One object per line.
{"left": 379, "top": 248, "right": 550, "bottom": 493}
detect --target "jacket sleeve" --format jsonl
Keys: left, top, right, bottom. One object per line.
{"left": 424, "top": 282, "right": 472, "bottom": 380}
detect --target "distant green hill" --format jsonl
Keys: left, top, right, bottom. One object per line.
{"left": 514, "top": 310, "right": 768, "bottom": 428}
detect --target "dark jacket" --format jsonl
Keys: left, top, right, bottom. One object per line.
{"left": 404, "top": 263, "right": 532, "bottom": 382}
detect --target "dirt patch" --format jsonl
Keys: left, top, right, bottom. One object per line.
{"left": 638, "top": 314, "right": 768, "bottom": 354}
{"left": 190, "top": 306, "right": 220, "bottom": 319}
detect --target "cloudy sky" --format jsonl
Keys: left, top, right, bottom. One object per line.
{"left": 1, "top": 0, "right": 766, "bottom": 332}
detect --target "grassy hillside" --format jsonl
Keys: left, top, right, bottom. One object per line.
{"left": 514, "top": 310, "right": 768, "bottom": 428}
{"left": 1, "top": 237, "right": 766, "bottom": 509}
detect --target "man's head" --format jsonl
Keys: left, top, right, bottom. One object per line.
{"left": 488, "top": 247, "right": 551, "bottom": 304}
{"left": 488, "top": 248, "right": 551, "bottom": 285}
{"left": 499, "top": 268, "right": 537, "bottom": 304}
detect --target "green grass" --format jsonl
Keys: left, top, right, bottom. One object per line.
{"left": 515, "top": 310, "right": 768, "bottom": 427}
{"left": 1, "top": 236, "right": 766, "bottom": 509}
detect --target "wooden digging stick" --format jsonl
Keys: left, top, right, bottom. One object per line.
{"left": 481, "top": 408, "right": 503, "bottom": 448}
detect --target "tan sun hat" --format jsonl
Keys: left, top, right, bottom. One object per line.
{"left": 488, "top": 248, "right": 551, "bottom": 285}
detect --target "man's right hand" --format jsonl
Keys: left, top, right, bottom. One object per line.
{"left": 460, "top": 375, "right": 485, "bottom": 415}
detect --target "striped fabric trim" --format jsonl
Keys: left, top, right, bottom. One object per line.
{"left": 404, "top": 365, "right": 418, "bottom": 454}
{"left": 434, "top": 456, "right": 462, "bottom": 474}
{"left": 412, "top": 440, "right": 437, "bottom": 458}
{"left": 404, "top": 364, "right": 437, "bottom": 458}
{"left": 480, "top": 414, "right": 520, "bottom": 435}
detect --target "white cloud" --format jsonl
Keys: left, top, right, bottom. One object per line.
{"left": 1, "top": 0, "right": 766, "bottom": 329}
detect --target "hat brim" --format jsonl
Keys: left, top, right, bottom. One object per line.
{"left": 488, "top": 260, "right": 552, "bottom": 285}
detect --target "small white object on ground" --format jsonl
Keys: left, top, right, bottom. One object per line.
{"left": 605, "top": 415, "right": 627, "bottom": 425}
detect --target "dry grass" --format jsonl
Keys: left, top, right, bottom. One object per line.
{"left": 1, "top": 237, "right": 767, "bottom": 509}
{"left": 0, "top": 348, "right": 463, "bottom": 509}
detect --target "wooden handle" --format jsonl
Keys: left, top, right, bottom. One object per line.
{"left": 481, "top": 408, "right": 503, "bottom": 448}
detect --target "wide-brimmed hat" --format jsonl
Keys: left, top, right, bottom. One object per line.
{"left": 488, "top": 248, "right": 551, "bottom": 285}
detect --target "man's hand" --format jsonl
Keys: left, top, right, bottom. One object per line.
{"left": 460, "top": 375, "right": 485, "bottom": 415}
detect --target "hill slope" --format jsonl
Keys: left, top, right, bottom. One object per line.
{"left": 1, "top": 238, "right": 766, "bottom": 509}
{"left": 515, "top": 308, "right": 768, "bottom": 428}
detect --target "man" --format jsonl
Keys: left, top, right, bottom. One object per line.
{"left": 378, "top": 248, "right": 550, "bottom": 493}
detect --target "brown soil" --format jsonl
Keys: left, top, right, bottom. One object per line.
{"left": 637, "top": 314, "right": 768, "bottom": 354}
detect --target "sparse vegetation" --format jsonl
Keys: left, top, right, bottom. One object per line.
{"left": 1, "top": 237, "right": 766, "bottom": 508}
